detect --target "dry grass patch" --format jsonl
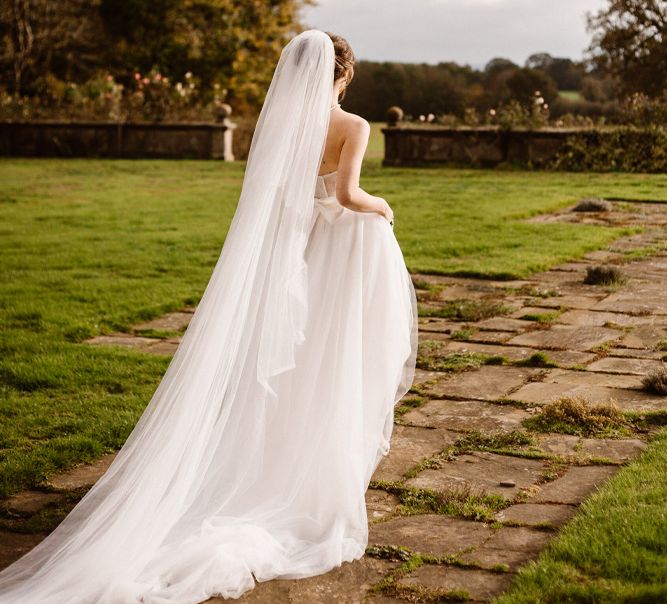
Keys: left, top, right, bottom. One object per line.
{"left": 523, "top": 396, "right": 630, "bottom": 438}
{"left": 583, "top": 265, "right": 626, "bottom": 287}
{"left": 642, "top": 367, "right": 667, "bottom": 396}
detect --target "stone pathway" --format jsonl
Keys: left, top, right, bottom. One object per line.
{"left": 1, "top": 198, "right": 666, "bottom": 602}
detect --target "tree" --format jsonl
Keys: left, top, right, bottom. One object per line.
{"left": 587, "top": 0, "right": 667, "bottom": 97}
{"left": 0, "top": 0, "right": 106, "bottom": 95}
{"left": 100, "top": 0, "right": 310, "bottom": 112}
{"left": 504, "top": 68, "right": 558, "bottom": 107}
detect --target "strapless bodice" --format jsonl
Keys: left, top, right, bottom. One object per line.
{"left": 315, "top": 170, "right": 337, "bottom": 200}
{"left": 313, "top": 170, "right": 345, "bottom": 224}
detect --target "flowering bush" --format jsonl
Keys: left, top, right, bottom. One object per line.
{"left": 0, "top": 69, "right": 231, "bottom": 123}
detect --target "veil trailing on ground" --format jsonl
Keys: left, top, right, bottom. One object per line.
{"left": 0, "top": 29, "right": 336, "bottom": 603}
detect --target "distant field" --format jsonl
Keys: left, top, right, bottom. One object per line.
{"left": 558, "top": 90, "right": 583, "bottom": 101}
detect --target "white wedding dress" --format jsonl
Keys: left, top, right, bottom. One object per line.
{"left": 0, "top": 31, "right": 417, "bottom": 603}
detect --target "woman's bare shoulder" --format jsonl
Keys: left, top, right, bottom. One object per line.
{"left": 338, "top": 110, "right": 370, "bottom": 137}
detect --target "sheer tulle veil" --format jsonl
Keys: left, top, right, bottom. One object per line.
{"left": 0, "top": 29, "right": 339, "bottom": 602}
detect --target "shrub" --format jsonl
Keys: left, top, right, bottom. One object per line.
{"left": 642, "top": 368, "right": 667, "bottom": 396}
{"left": 572, "top": 198, "right": 612, "bottom": 212}
{"left": 584, "top": 265, "right": 626, "bottom": 286}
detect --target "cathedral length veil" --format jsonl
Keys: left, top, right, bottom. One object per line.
{"left": 0, "top": 29, "right": 404, "bottom": 603}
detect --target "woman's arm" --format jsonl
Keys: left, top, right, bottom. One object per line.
{"left": 335, "top": 118, "right": 393, "bottom": 223}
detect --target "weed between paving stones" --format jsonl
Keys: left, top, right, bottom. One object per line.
{"left": 418, "top": 299, "right": 510, "bottom": 322}
{"left": 523, "top": 396, "right": 630, "bottom": 438}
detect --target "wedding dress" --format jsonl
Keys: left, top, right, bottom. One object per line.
{"left": 0, "top": 30, "right": 417, "bottom": 603}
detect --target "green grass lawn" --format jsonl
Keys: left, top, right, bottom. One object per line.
{"left": 1, "top": 158, "right": 666, "bottom": 499}
{"left": 1, "top": 157, "right": 667, "bottom": 599}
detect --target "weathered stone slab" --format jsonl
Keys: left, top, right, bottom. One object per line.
{"left": 579, "top": 438, "right": 647, "bottom": 462}
{"left": 547, "top": 368, "right": 643, "bottom": 389}
{"left": 495, "top": 503, "right": 576, "bottom": 527}
{"left": 443, "top": 341, "right": 595, "bottom": 367}
{"left": 418, "top": 318, "right": 461, "bottom": 334}
{"left": 411, "top": 368, "right": 445, "bottom": 388}
{"left": 460, "top": 526, "right": 553, "bottom": 571}
{"left": 472, "top": 317, "right": 529, "bottom": 332}
{"left": 2, "top": 490, "right": 65, "bottom": 515}
{"left": 460, "top": 547, "right": 532, "bottom": 572}
{"left": 587, "top": 357, "right": 665, "bottom": 376}
{"left": 593, "top": 292, "right": 667, "bottom": 316}
{"left": 398, "top": 565, "right": 513, "bottom": 602}
{"left": 508, "top": 325, "right": 621, "bottom": 352}
{"left": 402, "top": 399, "right": 529, "bottom": 433}
{"left": 620, "top": 325, "right": 667, "bottom": 349}
{"left": 134, "top": 309, "right": 193, "bottom": 332}
{"left": 47, "top": 452, "right": 117, "bottom": 490}
{"left": 422, "top": 366, "right": 541, "bottom": 401}
{"left": 608, "top": 348, "right": 665, "bottom": 360}
{"left": 369, "top": 515, "right": 490, "bottom": 557}
{"left": 532, "top": 465, "right": 618, "bottom": 504}
{"left": 556, "top": 309, "right": 643, "bottom": 327}
{"left": 535, "top": 434, "right": 582, "bottom": 456}
{"left": 86, "top": 334, "right": 159, "bottom": 349}
{"left": 512, "top": 381, "right": 666, "bottom": 411}
{"left": 235, "top": 557, "right": 399, "bottom": 603}
{"left": 405, "top": 452, "right": 546, "bottom": 499}
{"left": 531, "top": 294, "right": 605, "bottom": 310}
{"left": 373, "top": 426, "right": 455, "bottom": 482}
{"left": 366, "top": 489, "right": 400, "bottom": 523}
{"left": 0, "top": 530, "right": 48, "bottom": 571}
{"left": 145, "top": 338, "right": 180, "bottom": 355}
{"left": 468, "top": 330, "right": 513, "bottom": 344}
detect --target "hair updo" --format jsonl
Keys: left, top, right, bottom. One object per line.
{"left": 326, "top": 32, "right": 355, "bottom": 100}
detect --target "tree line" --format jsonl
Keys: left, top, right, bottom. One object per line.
{"left": 0, "top": 0, "right": 664, "bottom": 119}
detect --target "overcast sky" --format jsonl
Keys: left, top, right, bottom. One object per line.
{"left": 300, "top": 0, "right": 609, "bottom": 68}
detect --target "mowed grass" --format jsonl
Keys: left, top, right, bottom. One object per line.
{"left": 0, "top": 156, "right": 666, "bottom": 500}
{"left": 494, "top": 429, "right": 667, "bottom": 603}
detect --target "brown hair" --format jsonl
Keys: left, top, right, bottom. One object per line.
{"left": 326, "top": 32, "right": 355, "bottom": 100}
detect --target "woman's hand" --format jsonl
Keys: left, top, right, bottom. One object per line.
{"left": 377, "top": 197, "right": 394, "bottom": 225}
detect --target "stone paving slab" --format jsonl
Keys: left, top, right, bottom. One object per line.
{"left": 405, "top": 452, "right": 546, "bottom": 499}
{"left": 369, "top": 515, "right": 491, "bottom": 557}
{"left": 231, "top": 557, "right": 399, "bottom": 604}
{"left": 0, "top": 530, "right": 49, "bottom": 571}
{"left": 401, "top": 399, "right": 530, "bottom": 433}
{"left": 547, "top": 368, "right": 643, "bottom": 389}
{"left": 587, "top": 357, "right": 665, "bottom": 376}
{"left": 529, "top": 294, "right": 606, "bottom": 310}
{"left": 366, "top": 490, "right": 400, "bottom": 524}
{"left": 47, "top": 452, "right": 117, "bottom": 490}
{"left": 459, "top": 526, "right": 553, "bottom": 571}
{"left": 508, "top": 325, "right": 622, "bottom": 352}
{"left": 443, "top": 341, "right": 596, "bottom": 367}
{"left": 2, "top": 490, "right": 66, "bottom": 515}
{"left": 620, "top": 324, "right": 667, "bottom": 349}
{"left": 397, "top": 565, "right": 514, "bottom": 602}
{"left": 372, "top": 426, "right": 457, "bottom": 482}
{"left": 556, "top": 309, "right": 647, "bottom": 327}
{"left": 495, "top": 503, "right": 576, "bottom": 528}
{"left": 420, "top": 366, "right": 543, "bottom": 401}
{"left": 531, "top": 465, "right": 619, "bottom": 505}
{"left": 134, "top": 310, "right": 194, "bottom": 332}
{"left": 512, "top": 380, "right": 666, "bottom": 411}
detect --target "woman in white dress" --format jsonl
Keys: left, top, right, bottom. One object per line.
{"left": 0, "top": 29, "right": 417, "bottom": 603}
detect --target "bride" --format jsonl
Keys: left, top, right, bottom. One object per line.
{"left": 0, "top": 29, "right": 417, "bottom": 603}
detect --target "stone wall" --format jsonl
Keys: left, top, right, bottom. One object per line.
{"left": 382, "top": 126, "right": 579, "bottom": 168}
{"left": 0, "top": 120, "right": 235, "bottom": 160}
